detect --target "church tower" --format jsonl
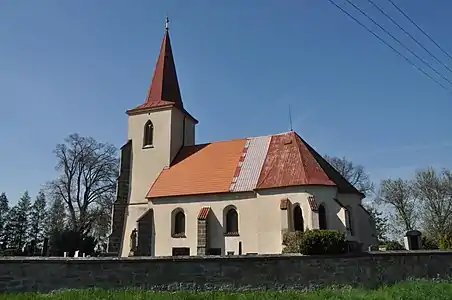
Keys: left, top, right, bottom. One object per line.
{"left": 126, "top": 19, "right": 198, "bottom": 205}
{"left": 108, "top": 19, "right": 198, "bottom": 256}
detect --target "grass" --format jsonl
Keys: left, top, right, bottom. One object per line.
{"left": 1, "top": 280, "right": 452, "bottom": 299}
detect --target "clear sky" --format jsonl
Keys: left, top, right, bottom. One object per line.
{"left": 1, "top": 0, "right": 451, "bottom": 203}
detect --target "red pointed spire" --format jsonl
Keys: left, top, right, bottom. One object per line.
{"left": 146, "top": 26, "right": 183, "bottom": 108}
{"left": 128, "top": 19, "right": 184, "bottom": 113}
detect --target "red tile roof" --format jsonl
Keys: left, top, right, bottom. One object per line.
{"left": 147, "top": 132, "right": 363, "bottom": 199}
{"left": 148, "top": 139, "right": 248, "bottom": 198}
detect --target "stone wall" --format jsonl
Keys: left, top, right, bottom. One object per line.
{"left": 1, "top": 251, "right": 452, "bottom": 293}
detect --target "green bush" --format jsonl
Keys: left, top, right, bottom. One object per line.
{"left": 439, "top": 234, "right": 452, "bottom": 250}
{"left": 299, "top": 229, "right": 347, "bottom": 255}
{"left": 384, "top": 240, "right": 404, "bottom": 250}
{"left": 282, "top": 231, "right": 304, "bottom": 253}
{"left": 422, "top": 236, "right": 439, "bottom": 250}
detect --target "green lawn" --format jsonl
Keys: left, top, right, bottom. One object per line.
{"left": 1, "top": 280, "right": 452, "bottom": 300}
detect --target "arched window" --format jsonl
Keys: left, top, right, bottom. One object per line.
{"left": 225, "top": 207, "right": 238, "bottom": 235}
{"left": 318, "top": 204, "right": 327, "bottom": 230}
{"left": 293, "top": 205, "right": 304, "bottom": 232}
{"left": 143, "top": 120, "right": 154, "bottom": 147}
{"left": 345, "top": 206, "right": 354, "bottom": 236}
{"left": 172, "top": 209, "right": 185, "bottom": 237}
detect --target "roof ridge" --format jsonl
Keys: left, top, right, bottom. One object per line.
{"left": 191, "top": 131, "right": 295, "bottom": 147}
{"left": 292, "top": 132, "right": 311, "bottom": 183}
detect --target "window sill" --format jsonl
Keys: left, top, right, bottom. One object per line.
{"left": 172, "top": 233, "right": 186, "bottom": 238}
{"left": 142, "top": 145, "right": 154, "bottom": 149}
{"left": 224, "top": 232, "right": 239, "bottom": 237}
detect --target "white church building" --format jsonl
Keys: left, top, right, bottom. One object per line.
{"left": 108, "top": 24, "right": 377, "bottom": 257}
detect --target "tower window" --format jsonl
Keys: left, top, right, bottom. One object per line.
{"left": 143, "top": 120, "right": 154, "bottom": 147}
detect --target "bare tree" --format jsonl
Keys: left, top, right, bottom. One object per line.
{"left": 376, "top": 178, "right": 417, "bottom": 232}
{"left": 324, "top": 155, "right": 374, "bottom": 196}
{"left": 46, "top": 134, "right": 118, "bottom": 234}
{"left": 413, "top": 168, "right": 452, "bottom": 238}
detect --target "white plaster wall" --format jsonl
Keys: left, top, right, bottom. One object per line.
{"left": 336, "top": 193, "right": 374, "bottom": 244}
{"left": 151, "top": 193, "right": 263, "bottom": 256}
{"left": 356, "top": 205, "right": 378, "bottom": 248}
{"left": 122, "top": 107, "right": 195, "bottom": 256}
{"left": 145, "top": 186, "right": 373, "bottom": 257}
{"left": 127, "top": 108, "right": 173, "bottom": 205}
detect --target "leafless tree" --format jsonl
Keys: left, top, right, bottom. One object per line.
{"left": 413, "top": 168, "right": 452, "bottom": 238}
{"left": 376, "top": 178, "right": 417, "bottom": 232}
{"left": 324, "top": 155, "right": 375, "bottom": 196}
{"left": 46, "top": 134, "right": 118, "bottom": 234}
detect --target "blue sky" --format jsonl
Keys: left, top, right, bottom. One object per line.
{"left": 1, "top": 0, "right": 451, "bottom": 203}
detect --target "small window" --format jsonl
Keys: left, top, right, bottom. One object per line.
{"left": 172, "top": 209, "right": 186, "bottom": 237}
{"left": 318, "top": 204, "right": 327, "bottom": 230}
{"left": 293, "top": 205, "right": 304, "bottom": 232}
{"left": 224, "top": 207, "right": 239, "bottom": 235}
{"left": 172, "top": 247, "right": 189, "bottom": 256}
{"left": 143, "top": 120, "right": 154, "bottom": 147}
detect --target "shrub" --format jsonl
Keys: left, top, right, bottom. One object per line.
{"left": 282, "top": 231, "right": 304, "bottom": 253}
{"left": 422, "top": 236, "right": 439, "bottom": 250}
{"left": 439, "top": 234, "right": 452, "bottom": 250}
{"left": 384, "top": 240, "right": 404, "bottom": 250}
{"left": 299, "top": 229, "right": 347, "bottom": 255}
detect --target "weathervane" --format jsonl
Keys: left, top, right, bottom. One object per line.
{"left": 165, "top": 16, "right": 170, "bottom": 31}
{"left": 288, "top": 104, "right": 293, "bottom": 132}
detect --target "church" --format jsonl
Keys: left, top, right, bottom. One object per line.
{"left": 108, "top": 23, "right": 377, "bottom": 257}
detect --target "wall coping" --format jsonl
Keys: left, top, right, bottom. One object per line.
{"left": 1, "top": 250, "right": 452, "bottom": 264}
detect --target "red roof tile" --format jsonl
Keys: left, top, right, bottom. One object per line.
{"left": 146, "top": 132, "right": 363, "bottom": 199}
{"left": 198, "top": 207, "right": 210, "bottom": 220}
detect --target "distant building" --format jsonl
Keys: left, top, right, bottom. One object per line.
{"left": 108, "top": 24, "right": 377, "bottom": 257}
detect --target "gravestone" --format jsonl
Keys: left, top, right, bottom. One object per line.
{"left": 404, "top": 230, "right": 422, "bottom": 250}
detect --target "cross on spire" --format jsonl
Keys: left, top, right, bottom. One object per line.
{"left": 165, "top": 16, "right": 169, "bottom": 31}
